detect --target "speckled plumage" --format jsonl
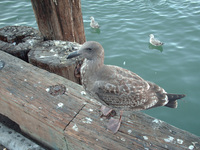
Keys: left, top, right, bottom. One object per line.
{"left": 67, "top": 41, "right": 185, "bottom": 111}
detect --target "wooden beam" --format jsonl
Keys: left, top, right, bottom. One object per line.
{"left": 31, "top": 0, "right": 86, "bottom": 44}
{"left": 0, "top": 51, "right": 199, "bottom": 150}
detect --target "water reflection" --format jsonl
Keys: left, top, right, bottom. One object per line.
{"left": 148, "top": 43, "right": 163, "bottom": 52}
{"left": 90, "top": 28, "right": 101, "bottom": 34}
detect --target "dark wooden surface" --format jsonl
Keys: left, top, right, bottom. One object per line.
{"left": 0, "top": 51, "right": 199, "bottom": 150}
{"left": 31, "top": 0, "right": 86, "bottom": 44}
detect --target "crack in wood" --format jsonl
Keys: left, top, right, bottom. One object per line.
{"left": 63, "top": 104, "right": 86, "bottom": 131}
{"left": 63, "top": 136, "right": 70, "bottom": 150}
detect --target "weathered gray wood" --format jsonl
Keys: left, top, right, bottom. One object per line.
{"left": 31, "top": 0, "right": 86, "bottom": 44}
{"left": 28, "top": 40, "right": 82, "bottom": 84}
{"left": 0, "top": 51, "right": 199, "bottom": 150}
{"left": 0, "top": 26, "right": 43, "bottom": 62}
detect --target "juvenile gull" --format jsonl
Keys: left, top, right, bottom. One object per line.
{"left": 90, "top": 16, "right": 100, "bottom": 29}
{"left": 67, "top": 41, "right": 185, "bottom": 133}
{"left": 149, "top": 34, "right": 164, "bottom": 46}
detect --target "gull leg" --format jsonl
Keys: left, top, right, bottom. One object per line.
{"left": 74, "top": 61, "right": 82, "bottom": 78}
{"left": 107, "top": 111, "right": 123, "bottom": 134}
{"left": 100, "top": 105, "right": 116, "bottom": 119}
{"left": 101, "top": 105, "right": 112, "bottom": 116}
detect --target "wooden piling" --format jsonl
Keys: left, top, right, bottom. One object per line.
{"left": 0, "top": 26, "right": 43, "bottom": 62}
{"left": 0, "top": 25, "right": 83, "bottom": 85}
{"left": 31, "top": 0, "right": 86, "bottom": 44}
{"left": 28, "top": 40, "right": 83, "bottom": 84}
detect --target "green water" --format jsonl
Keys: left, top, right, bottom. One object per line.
{"left": 0, "top": 0, "right": 200, "bottom": 136}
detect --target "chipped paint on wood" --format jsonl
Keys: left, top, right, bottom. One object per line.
{"left": 88, "top": 109, "right": 93, "bottom": 112}
{"left": 143, "top": 136, "right": 148, "bottom": 140}
{"left": 164, "top": 136, "right": 174, "bottom": 143}
{"left": 152, "top": 119, "right": 163, "bottom": 124}
{"left": 121, "top": 137, "right": 126, "bottom": 142}
{"left": 177, "top": 139, "right": 183, "bottom": 144}
{"left": 81, "top": 91, "right": 86, "bottom": 95}
{"left": 82, "top": 117, "right": 93, "bottom": 124}
{"left": 72, "top": 124, "right": 78, "bottom": 132}
{"left": 127, "top": 129, "right": 132, "bottom": 134}
{"left": 57, "top": 103, "right": 64, "bottom": 108}
{"left": 188, "top": 145, "right": 194, "bottom": 150}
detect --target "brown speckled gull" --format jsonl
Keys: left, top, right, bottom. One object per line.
{"left": 67, "top": 41, "right": 185, "bottom": 133}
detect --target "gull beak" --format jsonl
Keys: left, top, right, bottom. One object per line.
{"left": 67, "top": 51, "right": 81, "bottom": 59}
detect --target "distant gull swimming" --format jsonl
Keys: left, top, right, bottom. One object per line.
{"left": 67, "top": 41, "right": 185, "bottom": 133}
{"left": 90, "top": 16, "right": 100, "bottom": 29}
{"left": 149, "top": 34, "right": 164, "bottom": 46}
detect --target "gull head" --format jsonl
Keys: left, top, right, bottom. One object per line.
{"left": 67, "top": 41, "right": 104, "bottom": 60}
{"left": 149, "top": 34, "right": 154, "bottom": 38}
{"left": 90, "top": 16, "right": 94, "bottom": 21}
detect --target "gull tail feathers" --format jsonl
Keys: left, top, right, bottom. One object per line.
{"left": 165, "top": 94, "right": 186, "bottom": 108}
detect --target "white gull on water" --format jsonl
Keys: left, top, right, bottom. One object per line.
{"left": 90, "top": 16, "right": 100, "bottom": 29}
{"left": 149, "top": 34, "right": 164, "bottom": 46}
{"left": 67, "top": 41, "right": 185, "bottom": 133}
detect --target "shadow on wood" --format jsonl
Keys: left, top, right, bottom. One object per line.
{"left": 0, "top": 51, "right": 199, "bottom": 150}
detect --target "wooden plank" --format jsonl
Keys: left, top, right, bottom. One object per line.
{"left": 0, "top": 51, "right": 85, "bottom": 149}
{"left": 31, "top": 0, "right": 86, "bottom": 44}
{"left": 0, "top": 51, "right": 199, "bottom": 150}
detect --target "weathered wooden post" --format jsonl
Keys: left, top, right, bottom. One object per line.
{"left": 29, "top": 0, "right": 86, "bottom": 84}
{"left": 31, "top": 0, "right": 86, "bottom": 44}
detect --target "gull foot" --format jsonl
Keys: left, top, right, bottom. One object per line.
{"left": 100, "top": 105, "right": 116, "bottom": 119}
{"left": 107, "top": 116, "right": 122, "bottom": 134}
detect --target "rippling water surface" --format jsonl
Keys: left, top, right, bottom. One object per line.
{"left": 0, "top": 0, "right": 200, "bottom": 136}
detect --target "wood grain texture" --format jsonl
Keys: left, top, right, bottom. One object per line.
{"left": 31, "top": 0, "right": 86, "bottom": 44}
{"left": 0, "top": 51, "right": 199, "bottom": 150}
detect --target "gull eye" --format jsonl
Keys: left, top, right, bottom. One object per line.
{"left": 86, "top": 48, "right": 92, "bottom": 51}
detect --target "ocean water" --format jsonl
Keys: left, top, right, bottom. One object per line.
{"left": 0, "top": 0, "right": 200, "bottom": 136}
